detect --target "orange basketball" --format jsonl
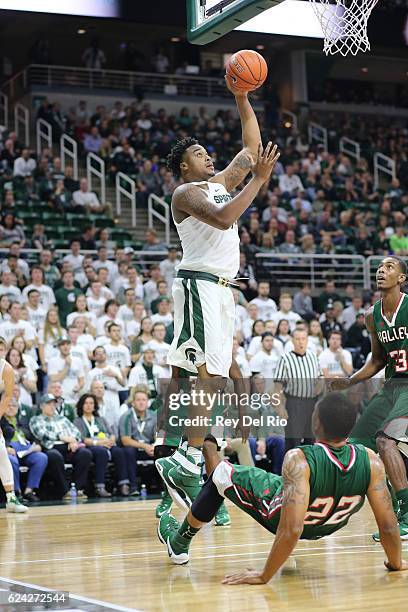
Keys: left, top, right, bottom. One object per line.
{"left": 225, "top": 49, "right": 268, "bottom": 92}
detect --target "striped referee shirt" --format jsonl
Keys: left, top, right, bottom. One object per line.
{"left": 274, "top": 350, "right": 322, "bottom": 398}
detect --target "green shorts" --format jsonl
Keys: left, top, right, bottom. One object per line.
{"left": 212, "top": 461, "right": 283, "bottom": 533}
{"left": 350, "top": 381, "right": 408, "bottom": 449}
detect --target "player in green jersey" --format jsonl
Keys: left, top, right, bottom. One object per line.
{"left": 158, "top": 392, "right": 407, "bottom": 583}
{"left": 332, "top": 256, "right": 408, "bottom": 539}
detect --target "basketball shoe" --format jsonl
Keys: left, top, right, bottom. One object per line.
{"left": 155, "top": 490, "right": 173, "bottom": 518}
{"left": 214, "top": 502, "right": 231, "bottom": 526}
{"left": 158, "top": 513, "right": 190, "bottom": 565}
{"left": 6, "top": 494, "right": 28, "bottom": 513}
{"left": 156, "top": 444, "right": 201, "bottom": 511}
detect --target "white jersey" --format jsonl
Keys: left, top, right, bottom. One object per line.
{"left": 174, "top": 181, "right": 240, "bottom": 280}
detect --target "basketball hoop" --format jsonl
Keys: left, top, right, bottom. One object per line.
{"left": 309, "top": 0, "right": 379, "bottom": 56}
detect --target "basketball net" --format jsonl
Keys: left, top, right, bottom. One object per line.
{"left": 309, "top": 0, "right": 379, "bottom": 56}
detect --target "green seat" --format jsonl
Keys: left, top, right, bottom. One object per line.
{"left": 50, "top": 239, "right": 68, "bottom": 250}
{"left": 96, "top": 218, "right": 115, "bottom": 229}
{"left": 61, "top": 228, "right": 81, "bottom": 241}
{"left": 111, "top": 229, "right": 133, "bottom": 242}
{"left": 42, "top": 212, "right": 63, "bottom": 223}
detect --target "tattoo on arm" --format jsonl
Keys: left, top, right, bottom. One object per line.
{"left": 223, "top": 152, "right": 253, "bottom": 191}
{"left": 282, "top": 450, "right": 308, "bottom": 507}
{"left": 175, "top": 183, "right": 221, "bottom": 225}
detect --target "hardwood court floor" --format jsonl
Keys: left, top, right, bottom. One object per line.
{"left": 0, "top": 499, "right": 408, "bottom": 611}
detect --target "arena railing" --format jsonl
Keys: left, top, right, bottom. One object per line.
{"left": 116, "top": 172, "right": 136, "bottom": 227}
{"left": 36, "top": 118, "right": 52, "bottom": 156}
{"left": 14, "top": 102, "right": 30, "bottom": 147}
{"left": 22, "top": 64, "right": 229, "bottom": 99}
{"left": 86, "top": 153, "right": 106, "bottom": 205}
{"left": 148, "top": 194, "right": 170, "bottom": 246}
{"left": 61, "top": 134, "right": 78, "bottom": 180}
{"left": 339, "top": 137, "right": 360, "bottom": 162}
{"left": 373, "top": 152, "right": 396, "bottom": 190}
{"left": 253, "top": 252, "right": 367, "bottom": 290}
{"left": 308, "top": 122, "right": 328, "bottom": 151}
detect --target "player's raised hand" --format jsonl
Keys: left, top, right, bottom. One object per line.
{"left": 252, "top": 141, "right": 280, "bottom": 183}
{"left": 222, "top": 568, "right": 266, "bottom": 585}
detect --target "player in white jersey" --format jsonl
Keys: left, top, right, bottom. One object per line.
{"left": 0, "top": 350, "right": 27, "bottom": 512}
{"left": 156, "top": 80, "right": 280, "bottom": 511}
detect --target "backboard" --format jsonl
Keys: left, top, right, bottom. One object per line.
{"left": 187, "top": 0, "right": 282, "bottom": 44}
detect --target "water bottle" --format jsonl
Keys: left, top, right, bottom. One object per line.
{"left": 140, "top": 484, "right": 147, "bottom": 500}
{"left": 70, "top": 483, "right": 77, "bottom": 503}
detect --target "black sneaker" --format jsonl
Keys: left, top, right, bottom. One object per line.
{"left": 130, "top": 488, "right": 140, "bottom": 496}
{"left": 23, "top": 491, "right": 40, "bottom": 503}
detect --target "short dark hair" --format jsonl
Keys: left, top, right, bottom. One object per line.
{"left": 76, "top": 394, "right": 100, "bottom": 418}
{"left": 27, "top": 289, "right": 40, "bottom": 298}
{"left": 166, "top": 137, "right": 198, "bottom": 178}
{"left": 328, "top": 330, "right": 342, "bottom": 340}
{"left": 317, "top": 392, "right": 358, "bottom": 440}
{"left": 389, "top": 256, "right": 407, "bottom": 278}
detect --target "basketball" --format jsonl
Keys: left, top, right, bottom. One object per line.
{"left": 225, "top": 49, "right": 268, "bottom": 92}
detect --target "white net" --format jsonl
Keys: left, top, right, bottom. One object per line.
{"left": 309, "top": 0, "right": 380, "bottom": 56}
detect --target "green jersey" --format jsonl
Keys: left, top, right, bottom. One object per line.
{"left": 225, "top": 442, "right": 371, "bottom": 540}
{"left": 373, "top": 293, "right": 408, "bottom": 379}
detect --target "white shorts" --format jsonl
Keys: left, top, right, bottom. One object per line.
{"left": 167, "top": 277, "right": 235, "bottom": 377}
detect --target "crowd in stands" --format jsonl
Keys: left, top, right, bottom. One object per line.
{"left": 0, "top": 96, "right": 405, "bottom": 505}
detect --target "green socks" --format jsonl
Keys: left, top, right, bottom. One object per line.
{"left": 171, "top": 518, "right": 200, "bottom": 554}
{"left": 396, "top": 488, "right": 408, "bottom": 517}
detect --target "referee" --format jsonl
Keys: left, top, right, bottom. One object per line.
{"left": 273, "top": 328, "right": 322, "bottom": 453}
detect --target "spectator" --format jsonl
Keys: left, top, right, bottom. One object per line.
{"left": 104, "top": 322, "right": 131, "bottom": 398}
{"left": 74, "top": 394, "right": 131, "bottom": 497}
{"left": 249, "top": 332, "right": 282, "bottom": 384}
{"left": 146, "top": 322, "right": 171, "bottom": 376}
{"left": 390, "top": 227, "right": 408, "bottom": 256}
{"left": 39, "top": 249, "right": 61, "bottom": 288}
{"left": 0, "top": 270, "right": 22, "bottom": 302}
{"left": 25, "top": 290, "right": 47, "bottom": 332}
{"left": 119, "top": 387, "right": 157, "bottom": 495}
{"left": 159, "top": 247, "right": 180, "bottom": 288}
{"left": 152, "top": 48, "right": 170, "bottom": 73}
{"left": 128, "top": 347, "right": 165, "bottom": 406}
{"left": 55, "top": 271, "right": 83, "bottom": 326}
{"left": 80, "top": 225, "right": 97, "bottom": 251}
{"left": 151, "top": 297, "right": 173, "bottom": 327}
{"left": 88, "top": 346, "right": 125, "bottom": 430}
{"left": 307, "top": 320, "right": 327, "bottom": 356}
{"left": 271, "top": 293, "right": 302, "bottom": 332}
{"left": 0, "top": 301, "right": 36, "bottom": 349}
{"left": 279, "top": 164, "right": 304, "bottom": 198}
{"left": 1, "top": 242, "right": 29, "bottom": 279}
{"left": 142, "top": 229, "right": 168, "bottom": 252}
{"left": 274, "top": 319, "right": 292, "bottom": 351}
{"left": 47, "top": 380, "right": 76, "bottom": 422}
{"left": 318, "top": 280, "right": 342, "bottom": 312}
{"left": 320, "top": 303, "right": 344, "bottom": 340}
{"left": 293, "top": 283, "right": 315, "bottom": 321}
{"left": 30, "top": 394, "right": 92, "bottom": 499}
{"left": 346, "top": 312, "right": 371, "bottom": 358}
{"left": 22, "top": 266, "right": 56, "bottom": 310}
{"left": 319, "top": 330, "right": 353, "bottom": 378}
{"left": 66, "top": 294, "right": 97, "bottom": 333}
{"left": 72, "top": 178, "right": 104, "bottom": 214}
{"left": 6, "top": 347, "right": 37, "bottom": 408}
{"left": 48, "top": 338, "right": 85, "bottom": 407}
{"left": 341, "top": 295, "right": 363, "bottom": 331}
{"left": 249, "top": 281, "right": 277, "bottom": 321}
{"left": 13, "top": 149, "right": 36, "bottom": 177}
{"left": 83, "top": 126, "right": 102, "bottom": 155}
{"left": 0, "top": 214, "right": 26, "bottom": 247}
{"left": 82, "top": 38, "right": 106, "bottom": 70}
{"left": 3, "top": 398, "right": 48, "bottom": 502}
{"left": 38, "top": 307, "right": 66, "bottom": 371}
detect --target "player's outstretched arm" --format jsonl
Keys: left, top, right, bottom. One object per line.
{"left": 366, "top": 449, "right": 408, "bottom": 571}
{"left": 174, "top": 142, "right": 280, "bottom": 231}
{"left": 0, "top": 362, "right": 14, "bottom": 418}
{"left": 331, "top": 309, "right": 387, "bottom": 391}
{"left": 213, "top": 79, "right": 262, "bottom": 192}
{"left": 222, "top": 449, "right": 310, "bottom": 585}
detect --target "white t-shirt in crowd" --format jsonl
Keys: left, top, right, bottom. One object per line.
{"left": 271, "top": 309, "right": 301, "bottom": 332}
{"left": 63, "top": 253, "right": 84, "bottom": 274}
{"left": 247, "top": 336, "right": 283, "bottom": 359}
{"left": 66, "top": 310, "right": 97, "bottom": 329}
{"left": 22, "top": 284, "right": 55, "bottom": 310}
{"left": 26, "top": 305, "right": 47, "bottom": 332}
{"left": 48, "top": 355, "right": 85, "bottom": 404}
{"left": 0, "top": 284, "right": 22, "bottom": 302}
{"left": 145, "top": 339, "right": 171, "bottom": 375}
{"left": 0, "top": 319, "right": 36, "bottom": 348}
{"left": 319, "top": 348, "right": 353, "bottom": 377}
{"left": 249, "top": 348, "right": 282, "bottom": 379}
{"left": 70, "top": 343, "right": 91, "bottom": 372}
{"left": 93, "top": 259, "right": 118, "bottom": 283}
{"left": 96, "top": 316, "right": 125, "bottom": 337}
{"left": 126, "top": 320, "right": 141, "bottom": 339}
{"left": 151, "top": 312, "right": 173, "bottom": 327}
{"left": 88, "top": 365, "right": 125, "bottom": 430}
{"left": 234, "top": 353, "right": 252, "bottom": 378}
{"left": 105, "top": 342, "right": 131, "bottom": 389}
{"left": 86, "top": 295, "right": 107, "bottom": 318}
{"left": 249, "top": 297, "right": 277, "bottom": 321}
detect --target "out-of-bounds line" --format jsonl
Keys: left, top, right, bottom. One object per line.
{"left": 0, "top": 576, "right": 140, "bottom": 612}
